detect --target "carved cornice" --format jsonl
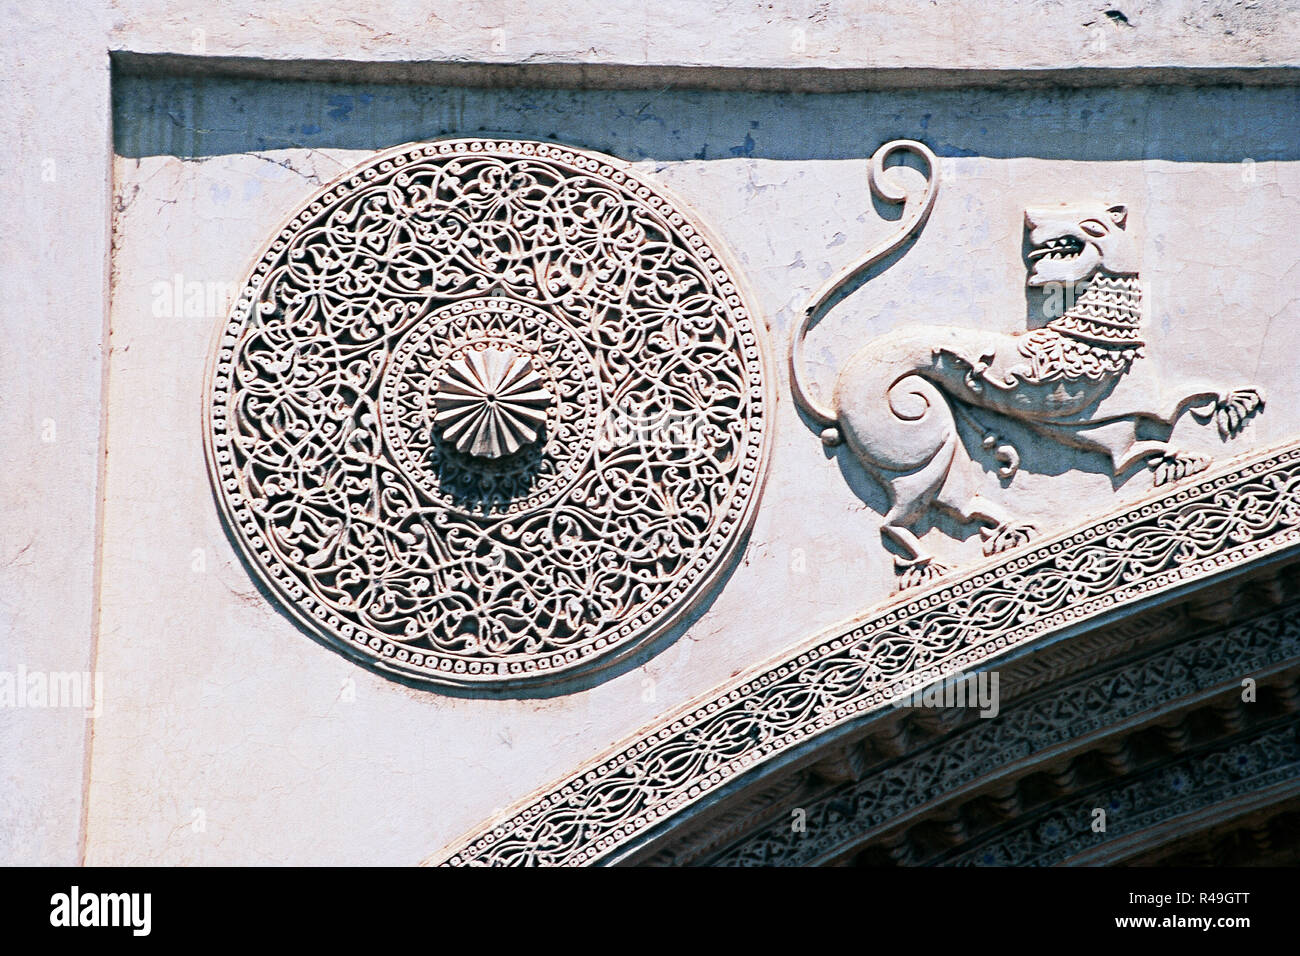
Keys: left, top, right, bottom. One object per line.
{"left": 947, "top": 710, "right": 1300, "bottom": 867}
{"left": 1123, "top": 804, "right": 1300, "bottom": 866}
{"left": 432, "top": 440, "right": 1300, "bottom": 866}
{"left": 636, "top": 570, "right": 1300, "bottom": 865}
{"left": 701, "top": 599, "right": 1300, "bottom": 866}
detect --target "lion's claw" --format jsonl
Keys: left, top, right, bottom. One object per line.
{"left": 1151, "top": 451, "right": 1211, "bottom": 487}
{"left": 1215, "top": 388, "right": 1264, "bottom": 440}
{"left": 896, "top": 556, "right": 950, "bottom": 590}
{"left": 980, "top": 521, "right": 1036, "bottom": 556}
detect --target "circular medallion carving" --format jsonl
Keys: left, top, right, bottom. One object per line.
{"left": 204, "top": 138, "right": 771, "bottom": 689}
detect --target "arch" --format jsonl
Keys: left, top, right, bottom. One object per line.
{"left": 431, "top": 440, "right": 1300, "bottom": 866}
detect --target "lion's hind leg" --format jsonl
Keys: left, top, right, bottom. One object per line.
{"left": 884, "top": 525, "right": 950, "bottom": 590}
{"left": 934, "top": 489, "right": 1036, "bottom": 557}
{"left": 876, "top": 428, "right": 961, "bottom": 590}
{"left": 837, "top": 366, "right": 967, "bottom": 590}
{"left": 880, "top": 476, "right": 952, "bottom": 590}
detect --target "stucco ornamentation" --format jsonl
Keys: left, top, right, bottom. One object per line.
{"left": 434, "top": 440, "right": 1300, "bottom": 865}
{"left": 790, "top": 140, "right": 1265, "bottom": 588}
{"left": 432, "top": 344, "right": 552, "bottom": 460}
{"left": 707, "top": 601, "right": 1300, "bottom": 865}
{"left": 204, "top": 138, "right": 771, "bottom": 690}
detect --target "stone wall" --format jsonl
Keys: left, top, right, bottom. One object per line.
{"left": 4, "top": 0, "right": 1298, "bottom": 865}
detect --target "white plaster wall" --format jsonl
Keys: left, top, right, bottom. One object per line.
{"left": 87, "top": 79, "right": 1299, "bottom": 864}
{"left": 0, "top": 2, "right": 111, "bottom": 866}
{"left": 112, "top": 0, "right": 1300, "bottom": 71}
{"left": 3, "top": 0, "right": 1298, "bottom": 867}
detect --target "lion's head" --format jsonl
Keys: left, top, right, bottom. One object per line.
{"left": 1025, "top": 202, "right": 1137, "bottom": 287}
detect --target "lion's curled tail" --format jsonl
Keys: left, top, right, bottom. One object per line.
{"left": 788, "top": 139, "right": 940, "bottom": 446}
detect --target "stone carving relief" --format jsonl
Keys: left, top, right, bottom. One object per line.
{"left": 435, "top": 442, "right": 1300, "bottom": 865}
{"left": 705, "top": 600, "right": 1300, "bottom": 865}
{"left": 790, "top": 140, "right": 1266, "bottom": 588}
{"left": 204, "top": 139, "right": 771, "bottom": 690}
{"left": 952, "top": 721, "right": 1300, "bottom": 867}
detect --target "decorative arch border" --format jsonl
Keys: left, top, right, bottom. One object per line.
{"left": 700, "top": 599, "right": 1300, "bottom": 866}
{"left": 431, "top": 439, "right": 1300, "bottom": 866}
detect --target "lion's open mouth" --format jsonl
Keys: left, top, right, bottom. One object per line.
{"left": 1028, "top": 235, "right": 1086, "bottom": 262}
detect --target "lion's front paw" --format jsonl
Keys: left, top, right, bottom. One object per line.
{"left": 1150, "top": 450, "right": 1211, "bottom": 487}
{"left": 1215, "top": 388, "right": 1264, "bottom": 439}
{"left": 896, "top": 555, "right": 950, "bottom": 590}
{"left": 980, "top": 521, "right": 1036, "bottom": 556}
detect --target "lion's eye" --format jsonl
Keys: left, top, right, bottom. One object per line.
{"left": 1080, "top": 219, "right": 1108, "bottom": 238}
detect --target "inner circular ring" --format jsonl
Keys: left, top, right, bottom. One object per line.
{"left": 378, "top": 296, "right": 601, "bottom": 518}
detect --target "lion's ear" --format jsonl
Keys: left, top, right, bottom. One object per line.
{"left": 1107, "top": 204, "right": 1128, "bottom": 229}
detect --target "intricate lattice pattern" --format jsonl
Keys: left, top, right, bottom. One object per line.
{"left": 707, "top": 603, "right": 1300, "bottom": 865}
{"left": 435, "top": 442, "right": 1300, "bottom": 865}
{"left": 204, "top": 139, "right": 770, "bottom": 688}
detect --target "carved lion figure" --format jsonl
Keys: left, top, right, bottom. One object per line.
{"left": 791, "top": 141, "right": 1264, "bottom": 588}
